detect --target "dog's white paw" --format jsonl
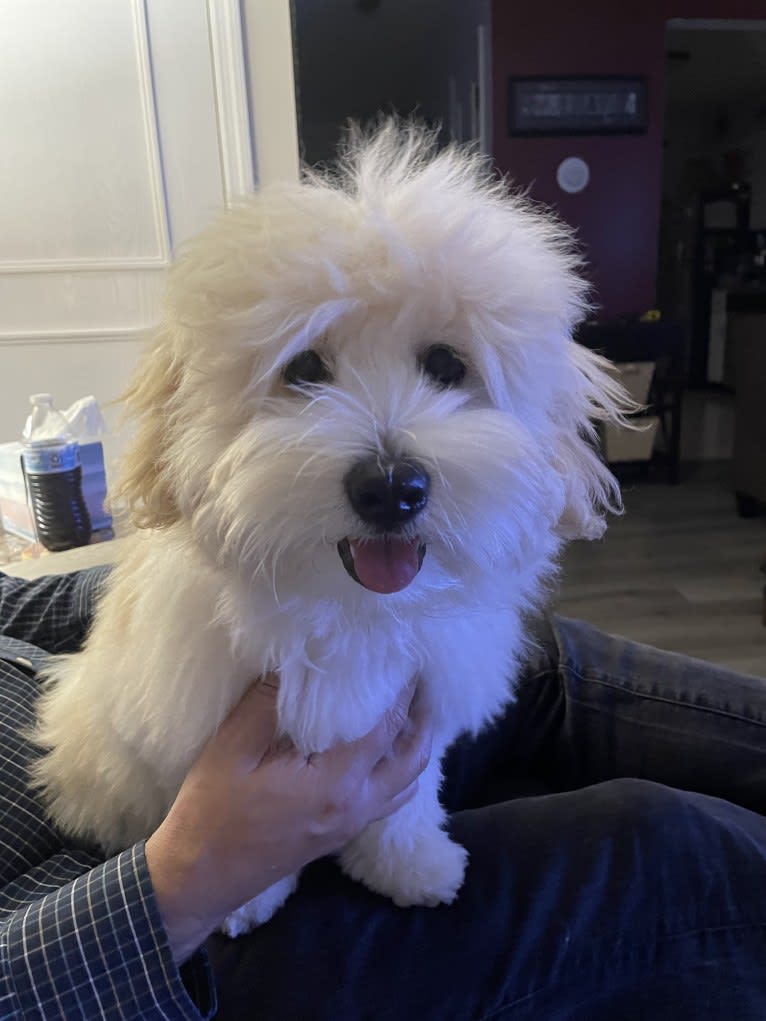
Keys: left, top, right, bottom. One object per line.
{"left": 341, "top": 827, "right": 468, "bottom": 908}
{"left": 220, "top": 873, "right": 298, "bottom": 937}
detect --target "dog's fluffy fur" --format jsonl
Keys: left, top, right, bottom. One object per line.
{"left": 34, "top": 123, "right": 628, "bottom": 935}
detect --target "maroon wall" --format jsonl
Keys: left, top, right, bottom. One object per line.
{"left": 491, "top": 1, "right": 766, "bottom": 320}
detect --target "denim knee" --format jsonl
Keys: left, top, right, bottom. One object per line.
{"left": 575, "top": 777, "right": 765, "bottom": 932}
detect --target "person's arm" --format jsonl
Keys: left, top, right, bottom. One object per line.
{"left": 0, "top": 845, "right": 214, "bottom": 1021}
{"left": 147, "top": 674, "right": 431, "bottom": 963}
{"left": 0, "top": 640, "right": 205, "bottom": 1020}
{"left": 0, "top": 668, "right": 429, "bottom": 1017}
{"left": 0, "top": 567, "right": 110, "bottom": 655}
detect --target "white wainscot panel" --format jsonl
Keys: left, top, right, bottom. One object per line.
{"left": 0, "top": 271, "right": 163, "bottom": 334}
{"left": 0, "top": 337, "right": 144, "bottom": 460}
{"left": 0, "top": 0, "right": 168, "bottom": 269}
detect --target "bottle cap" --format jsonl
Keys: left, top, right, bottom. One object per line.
{"left": 30, "top": 393, "right": 53, "bottom": 405}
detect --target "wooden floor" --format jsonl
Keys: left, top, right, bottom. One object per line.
{"left": 555, "top": 462, "right": 766, "bottom": 678}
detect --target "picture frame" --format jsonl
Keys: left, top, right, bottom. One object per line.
{"left": 507, "top": 76, "right": 648, "bottom": 136}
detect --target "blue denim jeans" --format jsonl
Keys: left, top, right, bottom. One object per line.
{"left": 208, "top": 616, "right": 766, "bottom": 1020}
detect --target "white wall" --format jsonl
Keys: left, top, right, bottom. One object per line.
{"left": 0, "top": 0, "right": 298, "bottom": 453}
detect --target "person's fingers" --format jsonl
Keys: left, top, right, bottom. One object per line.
{"left": 392, "top": 682, "right": 427, "bottom": 750}
{"left": 253, "top": 673, "right": 280, "bottom": 696}
{"left": 369, "top": 777, "right": 421, "bottom": 821}
{"left": 212, "top": 672, "right": 423, "bottom": 782}
{"left": 286, "top": 676, "right": 418, "bottom": 794}
{"left": 205, "top": 673, "right": 281, "bottom": 764}
{"left": 392, "top": 716, "right": 432, "bottom": 770}
{"left": 350, "top": 674, "right": 420, "bottom": 766}
{"left": 384, "top": 683, "right": 431, "bottom": 768}
{"left": 371, "top": 701, "right": 433, "bottom": 801}
{"left": 396, "top": 673, "right": 419, "bottom": 718}
{"left": 310, "top": 676, "right": 422, "bottom": 788}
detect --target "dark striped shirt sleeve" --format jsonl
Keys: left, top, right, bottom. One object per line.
{"left": 0, "top": 570, "right": 217, "bottom": 1019}
{"left": 0, "top": 844, "right": 215, "bottom": 1020}
{"left": 0, "top": 568, "right": 111, "bottom": 655}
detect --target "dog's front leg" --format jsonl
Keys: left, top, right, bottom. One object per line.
{"left": 338, "top": 751, "right": 467, "bottom": 907}
{"left": 220, "top": 872, "right": 300, "bottom": 937}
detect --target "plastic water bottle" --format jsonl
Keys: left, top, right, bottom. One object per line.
{"left": 21, "top": 394, "right": 92, "bottom": 552}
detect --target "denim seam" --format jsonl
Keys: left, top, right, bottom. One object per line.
{"left": 549, "top": 621, "right": 657, "bottom": 692}
{"left": 561, "top": 665, "right": 766, "bottom": 729}
{"left": 525, "top": 669, "right": 559, "bottom": 686}
{"left": 475, "top": 920, "right": 766, "bottom": 1021}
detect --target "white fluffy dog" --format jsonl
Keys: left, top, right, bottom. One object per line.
{"left": 34, "top": 123, "right": 627, "bottom": 935}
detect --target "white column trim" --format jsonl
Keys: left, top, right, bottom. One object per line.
{"left": 207, "top": 0, "right": 257, "bottom": 203}
{"left": 0, "top": 328, "right": 146, "bottom": 347}
{"left": 240, "top": 0, "right": 300, "bottom": 187}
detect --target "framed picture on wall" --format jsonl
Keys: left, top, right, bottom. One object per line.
{"left": 507, "top": 76, "right": 648, "bottom": 136}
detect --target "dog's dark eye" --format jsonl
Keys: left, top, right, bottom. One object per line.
{"left": 419, "top": 344, "right": 467, "bottom": 388}
{"left": 283, "top": 349, "right": 332, "bottom": 387}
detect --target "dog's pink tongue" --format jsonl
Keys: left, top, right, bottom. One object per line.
{"left": 350, "top": 538, "right": 420, "bottom": 594}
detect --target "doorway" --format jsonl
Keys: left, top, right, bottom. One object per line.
{"left": 658, "top": 20, "right": 766, "bottom": 390}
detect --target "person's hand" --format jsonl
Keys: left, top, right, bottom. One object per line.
{"left": 145, "top": 675, "right": 431, "bottom": 963}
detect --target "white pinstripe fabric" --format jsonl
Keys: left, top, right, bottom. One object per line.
{"left": 0, "top": 569, "right": 215, "bottom": 1020}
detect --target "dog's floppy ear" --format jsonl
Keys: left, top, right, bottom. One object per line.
{"left": 112, "top": 322, "right": 183, "bottom": 529}
{"left": 551, "top": 342, "right": 635, "bottom": 541}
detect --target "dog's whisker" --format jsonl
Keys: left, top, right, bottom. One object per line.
{"left": 270, "top": 558, "right": 281, "bottom": 604}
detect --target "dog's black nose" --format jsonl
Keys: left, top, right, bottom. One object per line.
{"left": 344, "top": 457, "right": 430, "bottom": 531}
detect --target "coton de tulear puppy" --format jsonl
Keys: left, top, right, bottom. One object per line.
{"left": 33, "top": 123, "right": 628, "bottom": 935}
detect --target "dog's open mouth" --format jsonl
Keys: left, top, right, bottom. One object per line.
{"left": 338, "top": 537, "right": 426, "bottom": 594}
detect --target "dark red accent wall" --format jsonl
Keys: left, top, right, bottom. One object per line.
{"left": 492, "top": 1, "right": 766, "bottom": 320}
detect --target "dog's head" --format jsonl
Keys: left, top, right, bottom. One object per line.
{"left": 116, "top": 123, "right": 628, "bottom": 602}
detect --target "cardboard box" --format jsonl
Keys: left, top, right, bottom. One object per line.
{"left": 0, "top": 441, "right": 111, "bottom": 541}
{"left": 599, "top": 361, "right": 659, "bottom": 463}
{"left": 603, "top": 416, "right": 660, "bottom": 462}
{"left": 606, "top": 361, "right": 655, "bottom": 407}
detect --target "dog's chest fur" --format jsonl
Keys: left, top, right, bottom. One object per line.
{"left": 170, "top": 524, "right": 529, "bottom": 757}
